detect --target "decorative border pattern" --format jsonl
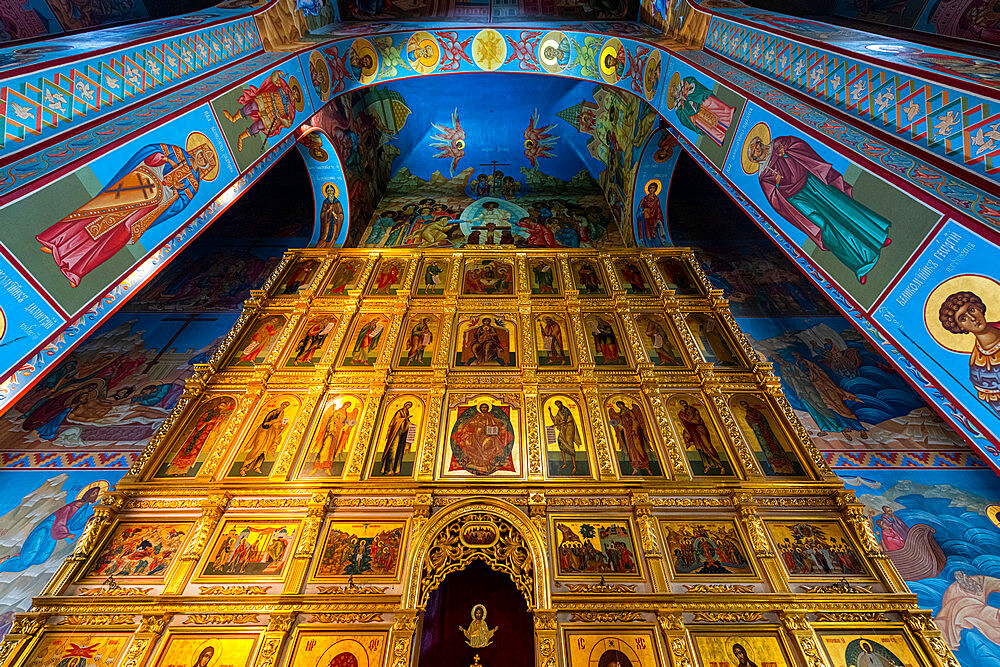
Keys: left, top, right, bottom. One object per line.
{"left": 823, "top": 451, "right": 986, "bottom": 469}
{"left": 0, "top": 451, "right": 139, "bottom": 470}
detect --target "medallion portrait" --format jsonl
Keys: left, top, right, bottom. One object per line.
{"left": 284, "top": 314, "right": 339, "bottom": 368}
{"left": 552, "top": 518, "right": 642, "bottom": 578}
{"left": 655, "top": 256, "right": 701, "bottom": 295}
{"left": 660, "top": 520, "right": 754, "bottom": 578}
{"left": 730, "top": 395, "right": 806, "bottom": 477}
{"left": 199, "top": 519, "right": 300, "bottom": 580}
{"left": 529, "top": 258, "right": 562, "bottom": 295}
{"left": 634, "top": 314, "right": 685, "bottom": 367}
{"left": 767, "top": 520, "right": 868, "bottom": 578}
{"left": 571, "top": 259, "right": 608, "bottom": 296}
{"left": 817, "top": 632, "right": 925, "bottom": 667}
{"left": 462, "top": 258, "right": 514, "bottom": 296}
{"left": 296, "top": 394, "right": 364, "bottom": 480}
{"left": 605, "top": 395, "right": 662, "bottom": 477}
{"left": 394, "top": 314, "right": 440, "bottom": 369}
{"left": 151, "top": 632, "right": 260, "bottom": 667}
{"left": 690, "top": 632, "right": 794, "bottom": 667}
{"left": 153, "top": 395, "right": 235, "bottom": 479}
{"left": 369, "top": 394, "right": 423, "bottom": 478}
{"left": 442, "top": 393, "right": 522, "bottom": 478}
{"left": 666, "top": 395, "right": 734, "bottom": 477}
{"left": 323, "top": 257, "right": 365, "bottom": 295}
{"left": 226, "top": 314, "right": 286, "bottom": 367}
{"left": 536, "top": 314, "right": 573, "bottom": 367}
{"left": 21, "top": 632, "right": 132, "bottom": 667}
{"left": 286, "top": 631, "right": 388, "bottom": 667}
{"left": 414, "top": 258, "right": 449, "bottom": 296}
{"left": 564, "top": 631, "right": 660, "bottom": 667}
{"left": 615, "top": 258, "right": 654, "bottom": 296}
{"left": 225, "top": 394, "right": 301, "bottom": 479}
{"left": 541, "top": 394, "right": 591, "bottom": 477}
{"left": 584, "top": 314, "right": 630, "bottom": 368}
{"left": 454, "top": 315, "right": 517, "bottom": 368}
{"left": 685, "top": 312, "right": 744, "bottom": 368}
{"left": 275, "top": 257, "right": 320, "bottom": 295}
{"left": 314, "top": 521, "right": 406, "bottom": 579}
{"left": 339, "top": 314, "right": 388, "bottom": 368}
{"left": 83, "top": 522, "right": 192, "bottom": 582}
{"left": 367, "top": 258, "right": 408, "bottom": 296}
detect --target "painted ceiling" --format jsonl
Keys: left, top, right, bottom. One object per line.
{"left": 335, "top": 0, "right": 640, "bottom": 22}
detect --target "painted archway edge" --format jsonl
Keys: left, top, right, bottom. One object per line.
{"left": 295, "top": 126, "right": 351, "bottom": 247}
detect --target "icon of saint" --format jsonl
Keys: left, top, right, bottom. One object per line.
{"left": 459, "top": 604, "right": 497, "bottom": 648}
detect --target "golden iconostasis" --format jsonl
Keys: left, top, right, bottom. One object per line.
{"left": 0, "top": 248, "right": 957, "bottom": 667}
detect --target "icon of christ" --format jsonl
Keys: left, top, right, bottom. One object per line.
{"left": 448, "top": 402, "right": 516, "bottom": 475}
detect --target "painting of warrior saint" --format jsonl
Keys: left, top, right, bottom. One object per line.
{"left": 585, "top": 315, "right": 628, "bottom": 367}
{"left": 454, "top": 316, "right": 516, "bottom": 367}
{"left": 341, "top": 315, "right": 387, "bottom": 367}
{"left": 228, "top": 314, "right": 286, "bottom": 367}
{"left": 415, "top": 259, "right": 448, "bottom": 295}
{"left": 636, "top": 179, "right": 667, "bottom": 247}
{"left": 553, "top": 519, "right": 641, "bottom": 578}
{"left": 315, "top": 522, "right": 405, "bottom": 578}
{"left": 226, "top": 396, "right": 300, "bottom": 479}
{"left": 276, "top": 258, "right": 320, "bottom": 295}
{"left": 84, "top": 523, "right": 190, "bottom": 581}
{"left": 324, "top": 258, "right": 364, "bottom": 295}
{"left": 660, "top": 521, "right": 753, "bottom": 577}
{"left": 542, "top": 395, "right": 590, "bottom": 477}
{"left": 731, "top": 396, "right": 805, "bottom": 477}
{"left": 536, "top": 315, "right": 571, "bottom": 367}
{"left": 371, "top": 396, "right": 422, "bottom": 478}
{"left": 368, "top": 259, "right": 407, "bottom": 296}
{"left": 572, "top": 260, "right": 608, "bottom": 296}
{"left": 616, "top": 259, "right": 653, "bottom": 295}
{"left": 213, "top": 70, "right": 304, "bottom": 171}
{"left": 691, "top": 633, "right": 794, "bottom": 667}
{"left": 462, "top": 259, "right": 514, "bottom": 296}
{"left": 201, "top": 521, "right": 299, "bottom": 579}
{"left": 395, "top": 315, "right": 438, "bottom": 368}
{"left": 635, "top": 314, "right": 684, "bottom": 367}
{"left": 686, "top": 312, "right": 743, "bottom": 367}
{"left": 446, "top": 398, "right": 518, "bottom": 476}
{"left": 606, "top": 396, "right": 661, "bottom": 477}
{"left": 768, "top": 521, "right": 867, "bottom": 578}
{"left": 154, "top": 397, "right": 235, "bottom": 478}
{"left": 19, "top": 633, "right": 132, "bottom": 667}
{"left": 298, "top": 396, "right": 362, "bottom": 479}
{"left": 285, "top": 316, "right": 338, "bottom": 367}
{"left": 152, "top": 634, "right": 260, "bottom": 667}
{"left": 656, "top": 257, "right": 700, "bottom": 295}
{"left": 34, "top": 133, "right": 219, "bottom": 288}
{"left": 669, "top": 397, "right": 733, "bottom": 477}
{"left": 529, "top": 259, "right": 561, "bottom": 295}
{"left": 287, "top": 632, "right": 387, "bottom": 667}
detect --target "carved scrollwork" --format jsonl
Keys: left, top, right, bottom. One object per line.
{"left": 669, "top": 638, "right": 695, "bottom": 667}
{"left": 692, "top": 611, "right": 763, "bottom": 623}
{"left": 311, "top": 613, "right": 383, "bottom": 624}
{"left": 185, "top": 614, "right": 260, "bottom": 625}
{"left": 317, "top": 584, "right": 388, "bottom": 595}
{"left": 564, "top": 583, "right": 636, "bottom": 593}
{"left": 815, "top": 612, "right": 886, "bottom": 623}
{"left": 537, "top": 636, "right": 558, "bottom": 667}
{"left": 799, "top": 579, "right": 872, "bottom": 594}
{"left": 79, "top": 587, "right": 152, "bottom": 597}
{"left": 59, "top": 615, "right": 136, "bottom": 626}
{"left": 683, "top": 584, "right": 755, "bottom": 593}
{"left": 198, "top": 585, "right": 272, "bottom": 596}
{"left": 571, "top": 612, "right": 644, "bottom": 622}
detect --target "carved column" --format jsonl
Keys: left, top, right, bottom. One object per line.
{"left": 200, "top": 384, "right": 265, "bottom": 479}
{"left": 533, "top": 610, "right": 559, "bottom": 667}
{"left": 163, "top": 493, "right": 230, "bottom": 594}
{"left": 732, "top": 493, "right": 787, "bottom": 592}
{"left": 388, "top": 611, "right": 420, "bottom": 667}
{"left": 416, "top": 387, "right": 446, "bottom": 481}
{"left": 836, "top": 491, "right": 907, "bottom": 591}
{"left": 343, "top": 383, "right": 386, "bottom": 481}
{"left": 904, "top": 610, "right": 960, "bottom": 667}
{"left": 640, "top": 382, "right": 690, "bottom": 482}
{"left": 632, "top": 492, "right": 668, "bottom": 591}
{"left": 284, "top": 493, "right": 330, "bottom": 594}
{"left": 43, "top": 492, "right": 126, "bottom": 596}
{"left": 272, "top": 384, "right": 325, "bottom": 479}
{"left": 656, "top": 611, "right": 694, "bottom": 667}
{"left": 0, "top": 615, "right": 45, "bottom": 667}
{"left": 761, "top": 374, "right": 838, "bottom": 480}
{"left": 703, "top": 384, "right": 763, "bottom": 479}
{"left": 581, "top": 385, "right": 616, "bottom": 480}
{"left": 524, "top": 383, "right": 544, "bottom": 481}
{"left": 120, "top": 614, "right": 172, "bottom": 667}
{"left": 253, "top": 614, "right": 296, "bottom": 667}
{"left": 779, "top": 612, "right": 831, "bottom": 667}
{"left": 122, "top": 374, "right": 204, "bottom": 483}
{"left": 528, "top": 492, "right": 547, "bottom": 546}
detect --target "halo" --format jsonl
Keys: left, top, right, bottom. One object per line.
{"left": 309, "top": 51, "right": 332, "bottom": 101}
{"left": 322, "top": 181, "right": 339, "bottom": 198}
{"left": 643, "top": 50, "right": 661, "bottom": 100}
{"left": 407, "top": 31, "right": 440, "bottom": 73}
{"left": 191, "top": 639, "right": 218, "bottom": 667}
{"left": 643, "top": 178, "right": 662, "bottom": 194}
{"left": 76, "top": 480, "right": 110, "bottom": 501}
{"left": 923, "top": 274, "right": 1000, "bottom": 352}
{"left": 724, "top": 637, "right": 754, "bottom": 665}
{"left": 741, "top": 122, "right": 771, "bottom": 175}
{"left": 351, "top": 39, "right": 379, "bottom": 83}
{"left": 288, "top": 75, "right": 305, "bottom": 112}
{"left": 599, "top": 39, "right": 622, "bottom": 83}
{"left": 185, "top": 132, "right": 220, "bottom": 181}
{"left": 539, "top": 31, "right": 567, "bottom": 74}
{"left": 0, "top": 306, "right": 6, "bottom": 343}
{"left": 665, "top": 72, "right": 681, "bottom": 110}
{"left": 471, "top": 603, "right": 487, "bottom": 620}
{"left": 988, "top": 505, "right": 1000, "bottom": 529}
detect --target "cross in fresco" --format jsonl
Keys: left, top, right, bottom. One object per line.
{"left": 142, "top": 314, "right": 219, "bottom": 372}
{"left": 469, "top": 221, "right": 514, "bottom": 245}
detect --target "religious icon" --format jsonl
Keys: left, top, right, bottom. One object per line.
{"left": 742, "top": 122, "right": 892, "bottom": 285}
{"left": 287, "top": 632, "right": 387, "bottom": 667}
{"left": 315, "top": 521, "right": 405, "bottom": 578}
{"left": 634, "top": 314, "right": 684, "bottom": 367}
{"left": 565, "top": 633, "right": 658, "bottom": 667}
{"left": 324, "top": 258, "right": 364, "bottom": 294}
{"left": 768, "top": 521, "right": 867, "bottom": 577}
{"left": 349, "top": 38, "right": 379, "bottom": 84}
{"left": 691, "top": 633, "right": 794, "bottom": 667}
{"left": 541, "top": 394, "right": 590, "bottom": 477}
{"left": 571, "top": 259, "right": 608, "bottom": 296}
{"left": 370, "top": 395, "right": 423, "bottom": 478}
{"left": 656, "top": 256, "right": 700, "bottom": 295}
{"left": 218, "top": 70, "right": 304, "bottom": 157}
{"left": 276, "top": 258, "right": 320, "bottom": 295}
{"left": 685, "top": 312, "right": 743, "bottom": 367}
{"left": 154, "top": 396, "right": 235, "bottom": 478}
{"left": 731, "top": 395, "right": 805, "bottom": 477}
{"left": 298, "top": 394, "right": 363, "bottom": 479}
{"left": 285, "top": 315, "right": 339, "bottom": 367}
{"left": 83, "top": 522, "right": 191, "bottom": 581}
{"left": 668, "top": 395, "right": 733, "bottom": 476}
{"left": 635, "top": 179, "right": 667, "bottom": 246}
{"left": 615, "top": 259, "right": 653, "bottom": 295}
{"left": 925, "top": 276, "right": 1000, "bottom": 415}
{"left": 407, "top": 31, "right": 441, "bottom": 74}
{"left": 643, "top": 50, "right": 661, "bottom": 101}
{"left": 539, "top": 30, "right": 571, "bottom": 73}
{"left": 443, "top": 394, "right": 521, "bottom": 478}
{"left": 395, "top": 314, "right": 439, "bottom": 368}
{"left": 415, "top": 259, "right": 449, "bottom": 296}
{"left": 309, "top": 51, "right": 332, "bottom": 101}
{"left": 20, "top": 632, "right": 132, "bottom": 667}
{"left": 536, "top": 314, "right": 571, "bottom": 367}
{"left": 660, "top": 520, "right": 754, "bottom": 578}
{"left": 35, "top": 132, "right": 219, "bottom": 287}
{"left": 552, "top": 518, "right": 641, "bottom": 578}
{"left": 152, "top": 634, "right": 260, "bottom": 667}
{"left": 368, "top": 258, "right": 407, "bottom": 296}
{"left": 341, "top": 315, "right": 387, "bottom": 367}
{"left": 529, "top": 258, "right": 560, "bottom": 295}
{"left": 666, "top": 72, "right": 736, "bottom": 147}
{"left": 226, "top": 395, "right": 300, "bottom": 478}
{"left": 817, "top": 632, "right": 923, "bottom": 667}
{"left": 584, "top": 314, "right": 629, "bottom": 367}
{"left": 317, "top": 182, "right": 344, "bottom": 246}
{"left": 454, "top": 315, "right": 516, "bottom": 367}
{"left": 228, "top": 314, "right": 286, "bottom": 367}
{"left": 605, "top": 396, "right": 662, "bottom": 477}
{"left": 462, "top": 258, "right": 514, "bottom": 295}
{"left": 200, "top": 520, "right": 299, "bottom": 579}
{"left": 460, "top": 604, "right": 497, "bottom": 648}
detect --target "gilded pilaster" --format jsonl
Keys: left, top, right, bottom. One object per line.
{"left": 344, "top": 383, "right": 387, "bottom": 480}
{"left": 732, "top": 492, "right": 787, "bottom": 592}
{"left": 582, "top": 385, "right": 616, "bottom": 479}
{"left": 533, "top": 610, "right": 558, "bottom": 667}
{"left": 388, "top": 611, "right": 419, "bottom": 667}
{"left": 417, "top": 387, "right": 446, "bottom": 480}
{"left": 904, "top": 610, "right": 960, "bottom": 667}
{"left": 779, "top": 612, "right": 830, "bottom": 667}
{"left": 632, "top": 492, "right": 667, "bottom": 591}
{"left": 836, "top": 491, "right": 907, "bottom": 591}
{"left": 164, "top": 493, "right": 231, "bottom": 595}
{"left": 641, "top": 382, "right": 690, "bottom": 481}
{"left": 284, "top": 493, "right": 330, "bottom": 594}
{"left": 200, "top": 384, "right": 265, "bottom": 478}
{"left": 120, "top": 614, "right": 172, "bottom": 667}
{"left": 703, "top": 384, "right": 762, "bottom": 478}
{"left": 253, "top": 614, "right": 296, "bottom": 667}
{"left": 656, "top": 612, "right": 693, "bottom": 667}
{"left": 0, "top": 616, "right": 45, "bottom": 667}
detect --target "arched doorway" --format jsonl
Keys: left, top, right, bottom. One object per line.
{"left": 418, "top": 559, "right": 535, "bottom": 667}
